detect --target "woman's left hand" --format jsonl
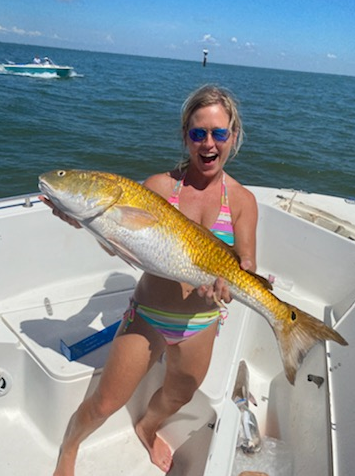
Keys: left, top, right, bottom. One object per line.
{"left": 197, "top": 277, "right": 232, "bottom": 306}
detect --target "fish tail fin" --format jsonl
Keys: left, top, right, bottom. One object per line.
{"left": 273, "top": 304, "right": 348, "bottom": 385}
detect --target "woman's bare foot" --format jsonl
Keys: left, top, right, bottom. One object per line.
{"left": 135, "top": 421, "right": 173, "bottom": 473}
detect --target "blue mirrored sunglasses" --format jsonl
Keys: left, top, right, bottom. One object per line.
{"left": 188, "top": 128, "right": 230, "bottom": 142}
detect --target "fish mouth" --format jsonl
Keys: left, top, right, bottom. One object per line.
{"left": 38, "top": 177, "right": 56, "bottom": 199}
{"left": 38, "top": 177, "right": 49, "bottom": 195}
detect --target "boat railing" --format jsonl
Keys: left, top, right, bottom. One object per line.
{"left": 0, "top": 193, "right": 40, "bottom": 210}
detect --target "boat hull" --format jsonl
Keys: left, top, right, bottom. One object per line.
{"left": 2, "top": 64, "right": 73, "bottom": 78}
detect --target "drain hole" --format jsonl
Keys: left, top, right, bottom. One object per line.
{"left": 0, "top": 370, "right": 12, "bottom": 396}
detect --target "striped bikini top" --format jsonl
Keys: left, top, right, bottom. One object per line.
{"left": 168, "top": 172, "right": 234, "bottom": 246}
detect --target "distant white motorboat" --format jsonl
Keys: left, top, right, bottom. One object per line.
{"left": 0, "top": 186, "right": 354, "bottom": 475}
{"left": 1, "top": 57, "right": 73, "bottom": 78}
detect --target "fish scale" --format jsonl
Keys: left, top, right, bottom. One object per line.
{"left": 39, "top": 169, "right": 348, "bottom": 384}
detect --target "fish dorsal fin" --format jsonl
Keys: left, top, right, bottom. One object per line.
{"left": 109, "top": 206, "right": 158, "bottom": 230}
{"left": 246, "top": 270, "right": 273, "bottom": 290}
{"left": 227, "top": 246, "right": 273, "bottom": 291}
{"left": 192, "top": 221, "right": 237, "bottom": 251}
{"left": 189, "top": 221, "right": 273, "bottom": 291}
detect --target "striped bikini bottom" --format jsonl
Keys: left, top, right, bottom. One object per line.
{"left": 122, "top": 299, "right": 227, "bottom": 345}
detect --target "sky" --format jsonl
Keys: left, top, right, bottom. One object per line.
{"left": 1, "top": 0, "right": 355, "bottom": 76}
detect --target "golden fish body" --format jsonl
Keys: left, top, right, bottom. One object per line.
{"left": 39, "top": 170, "right": 348, "bottom": 384}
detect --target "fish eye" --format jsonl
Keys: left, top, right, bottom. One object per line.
{"left": 57, "top": 170, "right": 66, "bottom": 177}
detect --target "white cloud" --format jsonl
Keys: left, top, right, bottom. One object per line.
{"left": 0, "top": 24, "right": 41, "bottom": 37}
{"left": 327, "top": 53, "right": 337, "bottom": 59}
{"left": 200, "top": 33, "right": 219, "bottom": 46}
{"left": 230, "top": 37, "right": 238, "bottom": 43}
{"left": 244, "top": 41, "right": 256, "bottom": 52}
{"left": 167, "top": 43, "right": 180, "bottom": 51}
{"left": 12, "top": 26, "right": 27, "bottom": 35}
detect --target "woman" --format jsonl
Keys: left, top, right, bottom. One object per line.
{"left": 45, "top": 84, "right": 258, "bottom": 475}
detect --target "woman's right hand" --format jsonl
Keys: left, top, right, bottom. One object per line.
{"left": 39, "top": 195, "right": 116, "bottom": 257}
{"left": 39, "top": 195, "right": 82, "bottom": 229}
{"left": 197, "top": 277, "right": 232, "bottom": 306}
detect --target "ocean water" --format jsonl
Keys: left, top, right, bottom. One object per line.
{"left": 0, "top": 41, "right": 354, "bottom": 199}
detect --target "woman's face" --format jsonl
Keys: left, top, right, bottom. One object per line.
{"left": 186, "top": 104, "right": 237, "bottom": 174}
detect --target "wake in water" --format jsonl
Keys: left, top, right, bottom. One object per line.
{"left": 0, "top": 69, "right": 81, "bottom": 79}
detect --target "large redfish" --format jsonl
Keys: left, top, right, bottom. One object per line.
{"left": 38, "top": 170, "right": 348, "bottom": 384}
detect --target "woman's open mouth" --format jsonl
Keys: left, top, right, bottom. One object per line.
{"left": 200, "top": 153, "right": 218, "bottom": 163}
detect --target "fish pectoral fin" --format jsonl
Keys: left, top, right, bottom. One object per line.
{"left": 111, "top": 206, "right": 158, "bottom": 231}
{"left": 106, "top": 238, "right": 142, "bottom": 269}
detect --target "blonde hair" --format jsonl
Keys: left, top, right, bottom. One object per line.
{"left": 178, "top": 84, "right": 243, "bottom": 170}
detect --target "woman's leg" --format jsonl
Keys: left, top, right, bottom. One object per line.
{"left": 135, "top": 320, "right": 218, "bottom": 472}
{"left": 54, "top": 315, "right": 165, "bottom": 476}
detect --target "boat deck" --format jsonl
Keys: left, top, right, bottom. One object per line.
{"left": 1, "top": 191, "right": 354, "bottom": 475}
{"left": 0, "top": 267, "right": 251, "bottom": 475}
{"left": 0, "top": 268, "right": 330, "bottom": 475}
